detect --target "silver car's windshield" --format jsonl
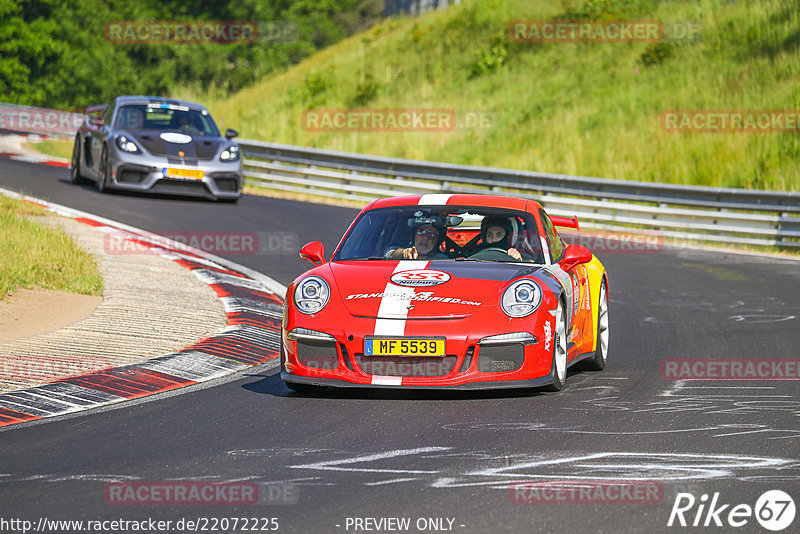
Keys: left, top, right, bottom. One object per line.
{"left": 115, "top": 104, "right": 220, "bottom": 136}
{"left": 333, "top": 206, "right": 546, "bottom": 264}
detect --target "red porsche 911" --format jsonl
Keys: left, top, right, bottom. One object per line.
{"left": 281, "top": 194, "right": 608, "bottom": 392}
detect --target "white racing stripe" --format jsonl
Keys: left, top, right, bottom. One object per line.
{"left": 374, "top": 260, "right": 428, "bottom": 335}
{"left": 369, "top": 195, "right": 450, "bottom": 386}
{"left": 418, "top": 194, "right": 451, "bottom": 205}
{"left": 371, "top": 376, "right": 403, "bottom": 386}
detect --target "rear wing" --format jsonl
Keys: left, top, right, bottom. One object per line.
{"left": 550, "top": 215, "right": 580, "bottom": 231}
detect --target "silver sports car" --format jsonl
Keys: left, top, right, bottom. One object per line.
{"left": 70, "top": 96, "right": 243, "bottom": 201}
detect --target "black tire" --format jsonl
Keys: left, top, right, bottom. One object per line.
{"left": 70, "top": 134, "right": 85, "bottom": 184}
{"left": 97, "top": 145, "right": 110, "bottom": 192}
{"left": 579, "top": 278, "right": 609, "bottom": 371}
{"left": 544, "top": 299, "right": 568, "bottom": 392}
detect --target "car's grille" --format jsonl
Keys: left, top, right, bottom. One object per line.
{"left": 213, "top": 176, "right": 239, "bottom": 192}
{"left": 166, "top": 157, "right": 202, "bottom": 165}
{"left": 459, "top": 346, "right": 475, "bottom": 373}
{"left": 150, "top": 179, "right": 213, "bottom": 198}
{"left": 117, "top": 169, "right": 148, "bottom": 184}
{"left": 477, "top": 344, "right": 525, "bottom": 373}
{"left": 296, "top": 340, "right": 338, "bottom": 370}
{"left": 354, "top": 355, "right": 456, "bottom": 377}
{"left": 340, "top": 343, "right": 354, "bottom": 371}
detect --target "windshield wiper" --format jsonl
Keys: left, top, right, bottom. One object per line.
{"left": 344, "top": 256, "right": 387, "bottom": 261}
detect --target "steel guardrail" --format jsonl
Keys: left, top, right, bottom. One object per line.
{"left": 243, "top": 139, "right": 799, "bottom": 250}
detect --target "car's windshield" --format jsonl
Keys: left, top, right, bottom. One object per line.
{"left": 115, "top": 104, "right": 220, "bottom": 136}
{"left": 333, "top": 205, "right": 545, "bottom": 264}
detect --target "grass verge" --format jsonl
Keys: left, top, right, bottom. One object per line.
{"left": 23, "top": 138, "right": 73, "bottom": 160}
{"left": 183, "top": 0, "right": 800, "bottom": 192}
{"left": 0, "top": 195, "right": 103, "bottom": 299}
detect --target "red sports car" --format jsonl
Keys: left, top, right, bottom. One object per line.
{"left": 281, "top": 194, "right": 608, "bottom": 391}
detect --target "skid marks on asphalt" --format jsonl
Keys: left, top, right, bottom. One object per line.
{"left": 213, "top": 447, "right": 800, "bottom": 489}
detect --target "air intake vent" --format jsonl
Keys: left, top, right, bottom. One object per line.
{"left": 477, "top": 344, "right": 524, "bottom": 373}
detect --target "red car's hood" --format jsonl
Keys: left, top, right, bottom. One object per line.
{"left": 330, "top": 260, "right": 542, "bottom": 319}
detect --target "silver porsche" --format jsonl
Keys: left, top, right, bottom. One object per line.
{"left": 70, "top": 95, "right": 243, "bottom": 202}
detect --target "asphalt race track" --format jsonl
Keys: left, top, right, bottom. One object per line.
{"left": 1, "top": 158, "right": 799, "bottom": 533}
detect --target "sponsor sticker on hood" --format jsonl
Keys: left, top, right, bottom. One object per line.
{"left": 390, "top": 269, "right": 450, "bottom": 287}
{"left": 159, "top": 132, "right": 192, "bottom": 144}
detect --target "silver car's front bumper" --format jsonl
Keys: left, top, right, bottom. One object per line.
{"left": 108, "top": 147, "right": 242, "bottom": 200}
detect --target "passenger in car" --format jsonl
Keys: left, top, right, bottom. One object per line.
{"left": 477, "top": 215, "right": 532, "bottom": 262}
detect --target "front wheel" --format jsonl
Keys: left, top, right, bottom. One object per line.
{"left": 70, "top": 134, "right": 85, "bottom": 184}
{"left": 97, "top": 145, "right": 110, "bottom": 193}
{"left": 579, "top": 278, "right": 608, "bottom": 371}
{"left": 545, "top": 299, "right": 568, "bottom": 391}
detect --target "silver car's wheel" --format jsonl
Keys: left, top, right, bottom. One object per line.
{"left": 580, "top": 278, "right": 608, "bottom": 371}
{"left": 545, "top": 299, "right": 568, "bottom": 391}
{"left": 70, "top": 134, "right": 85, "bottom": 184}
{"left": 97, "top": 146, "right": 110, "bottom": 192}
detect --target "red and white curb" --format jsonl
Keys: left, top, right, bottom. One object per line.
{"left": 0, "top": 187, "right": 287, "bottom": 428}
{"left": 0, "top": 149, "right": 68, "bottom": 168}
{"left": 0, "top": 132, "right": 70, "bottom": 167}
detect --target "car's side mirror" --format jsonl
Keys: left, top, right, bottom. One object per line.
{"left": 559, "top": 243, "right": 592, "bottom": 271}
{"left": 225, "top": 128, "right": 238, "bottom": 139}
{"left": 299, "top": 241, "right": 325, "bottom": 265}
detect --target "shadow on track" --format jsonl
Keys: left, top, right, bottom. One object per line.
{"left": 238, "top": 371, "right": 595, "bottom": 401}
{"left": 57, "top": 177, "right": 237, "bottom": 204}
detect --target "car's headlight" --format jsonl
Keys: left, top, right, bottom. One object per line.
{"left": 294, "top": 276, "right": 330, "bottom": 314}
{"left": 115, "top": 135, "right": 140, "bottom": 153}
{"left": 220, "top": 145, "right": 240, "bottom": 161}
{"left": 501, "top": 279, "right": 542, "bottom": 318}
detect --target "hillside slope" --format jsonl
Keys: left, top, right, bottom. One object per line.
{"left": 179, "top": 0, "right": 800, "bottom": 191}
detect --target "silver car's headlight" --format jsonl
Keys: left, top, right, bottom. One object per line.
{"left": 294, "top": 276, "right": 330, "bottom": 314}
{"left": 220, "top": 145, "right": 240, "bottom": 161}
{"left": 501, "top": 279, "right": 542, "bottom": 318}
{"left": 115, "top": 135, "right": 140, "bottom": 153}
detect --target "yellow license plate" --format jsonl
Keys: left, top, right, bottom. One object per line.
{"left": 364, "top": 337, "right": 445, "bottom": 357}
{"left": 165, "top": 167, "right": 204, "bottom": 180}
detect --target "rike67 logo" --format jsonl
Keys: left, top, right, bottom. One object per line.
{"left": 390, "top": 269, "right": 451, "bottom": 287}
{"left": 668, "top": 490, "right": 795, "bottom": 531}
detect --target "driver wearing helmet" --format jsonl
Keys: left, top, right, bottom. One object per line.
{"left": 385, "top": 223, "right": 448, "bottom": 260}
{"left": 478, "top": 215, "right": 524, "bottom": 261}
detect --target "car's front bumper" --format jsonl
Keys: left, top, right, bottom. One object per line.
{"left": 281, "top": 370, "right": 556, "bottom": 390}
{"left": 280, "top": 318, "right": 558, "bottom": 390}
{"left": 108, "top": 151, "right": 242, "bottom": 200}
